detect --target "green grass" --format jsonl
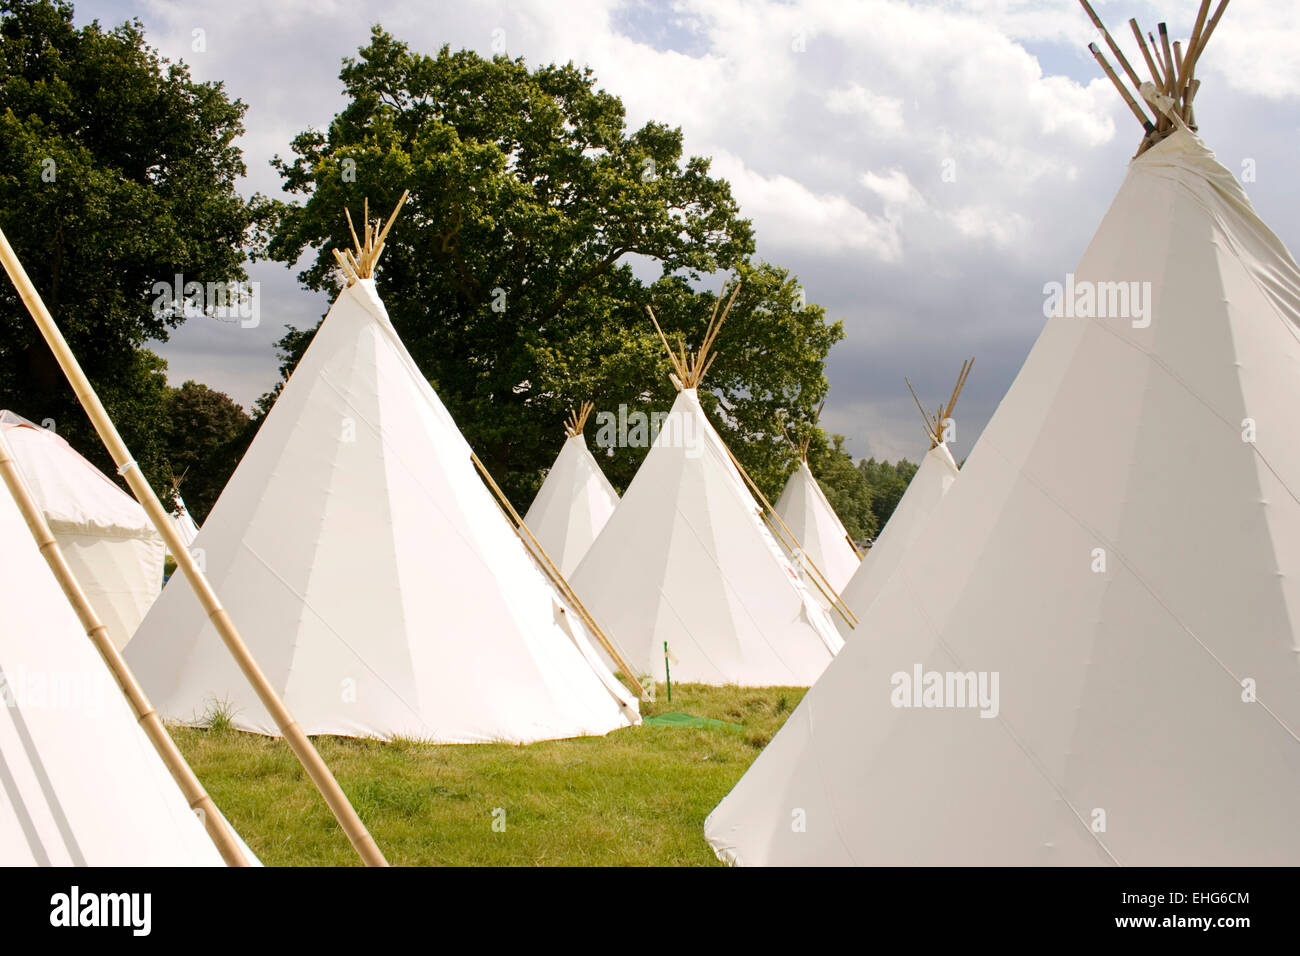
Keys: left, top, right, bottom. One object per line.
{"left": 171, "top": 683, "right": 804, "bottom": 866}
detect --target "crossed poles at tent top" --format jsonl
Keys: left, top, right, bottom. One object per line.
{"left": 907, "top": 358, "right": 973, "bottom": 451}
{"left": 565, "top": 401, "right": 595, "bottom": 438}
{"left": 332, "top": 190, "right": 411, "bottom": 286}
{"left": 1079, "top": 0, "right": 1229, "bottom": 155}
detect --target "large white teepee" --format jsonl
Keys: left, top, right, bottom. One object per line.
{"left": 774, "top": 460, "right": 860, "bottom": 594}
{"left": 707, "top": 11, "right": 1300, "bottom": 866}
{"left": 570, "top": 289, "right": 843, "bottom": 686}
{"left": 835, "top": 363, "right": 969, "bottom": 636}
{"left": 0, "top": 452, "right": 223, "bottom": 866}
{"left": 126, "top": 217, "right": 638, "bottom": 743}
{"left": 0, "top": 411, "right": 163, "bottom": 650}
{"left": 524, "top": 404, "right": 619, "bottom": 577}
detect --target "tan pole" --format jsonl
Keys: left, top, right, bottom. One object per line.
{"left": 720, "top": 442, "right": 858, "bottom": 628}
{"left": 1078, "top": 0, "right": 1145, "bottom": 93}
{"left": 470, "top": 453, "right": 648, "bottom": 699}
{"left": 0, "top": 429, "right": 249, "bottom": 866}
{"left": 0, "top": 225, "right": 388, "bottom": 867}
{"left": 1130, "top": 20, "right": 1164, "bottom": 89}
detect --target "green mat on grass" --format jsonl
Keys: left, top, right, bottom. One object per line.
{"left": 643, "top": 712, "right": 744, "bottom": 731}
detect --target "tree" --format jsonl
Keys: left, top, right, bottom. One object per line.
{"left": 161, "top": 381, "right": 251, "bottom": 523}
{"left": 0, "top": 0, "right": 266, "bottom": 490}
{"left": 859, "top": 456, "right": 919, "bottom": 533}
{"left": 806, "top": 433, "right": 877, "bottom": 542}
{"left": 267, "top": 29, "right": 841, "bottom": 505}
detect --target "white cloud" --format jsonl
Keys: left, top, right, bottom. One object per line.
{"left": 825, "top": 84, "right": 905, "bottom": 134}
{"left": 859, "top": 169, "right": 916, "bottom": 207}
{"left": 712, "top": 152, "right": 902, "bottom": 261}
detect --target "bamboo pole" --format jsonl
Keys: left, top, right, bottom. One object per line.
{"left": 0, "top": 430, "right": 249, "bottom": 866}
{"left": 1157, "top": 23, "right": 1176, "bottom": 94}
{"left": 1088, "top": 44, "right": 1153, "bottom": 132}
{"left": 1180, "top": 0, "right": 1229, "bottom": 102}
{"left": 1127, "top": 20, "right": 1162, "bottom": 90}
{"left": 470, "top": 453, "right": 647, "bottom": 699}
{"left": 1078, "top": 0, "right": 1144, "bottom": 93}
{"left": 0, "top": 226, "right": 388, "bottom": 868}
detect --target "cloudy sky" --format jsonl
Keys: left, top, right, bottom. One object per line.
{"left": 75, "top": 0, "right": 1300, "bottom": 464}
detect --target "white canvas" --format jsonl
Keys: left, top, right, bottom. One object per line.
{"left": 0, "top": 460, "right": 223, "bottom": 866}
{"left": 570, "top": 388, "right": 843, "bottom": 686}
{"left": 126, "top": 279, "right": 639, "bottom": 743}
{"left": 524, "top": 434, "right": 619, "bottom": 577}
{"left": 774, "top": 460, "right": 860, "bottom": 594}
{"left": 706, "top": 129, "right": 1300, "bottom": 866}
{"left": 0, "top": 412, "right": 163, "bottom": 650}
{"left": 836, "top": 442, "right": 958, "bottom": 638}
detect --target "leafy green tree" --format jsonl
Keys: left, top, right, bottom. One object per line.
{"left": 162, "top": 381, "right": 251, "bottom": 522}
{"left": 0, "top": 0, "right": 265, "bottom": 489}
{"left": 267, "top": 29, "right": 842, "bottom": 505}
{"left": 859, "top": 456, "right": 920, "bottom": 533}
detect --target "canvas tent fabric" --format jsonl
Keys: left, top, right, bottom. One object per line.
{"left": 524, "top": 433, "right": 619, "bottom": 577}
{"left": 0, "top": 459, "right": 224, "bottom": 866}
{"left": 835, "top": 442, "right": 958, "bottom": 638}
{"left": 126, "top": 279, "right": 639, "bottom": 743}
{"left": 705, "top": 129, "right": 1300, "bottom": 866}
{"left": 774, "top": 460, "right": 860, "bottom": 594}
{"left": 0, "top": 411, "right": 163, "bottom": 651}
{"left": 570, "top": 387, "right": 843, "bottom": 686}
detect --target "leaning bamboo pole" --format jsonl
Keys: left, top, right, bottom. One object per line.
{"left": 0, "top": 429, "right": 249, "bottom": 866}
{"left": 470, "top": 453, "right": 648, "bottom": 699}
{"left": 720, "top": 441, "right": 858, "bottom": 628}
{"left": 0, "top": 225, "right": 388, "bottom": 867}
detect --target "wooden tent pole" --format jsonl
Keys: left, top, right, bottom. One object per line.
{"left": 1179, "top": 0, "right": 1229, "bottom": 99}
{"left": 470, "top": 453, "right": 648, "bottom": 699}
{"left": 1078, "top": 0, "right": 1144, "bottom": 92}
{"left": 0, "top": 430, "right": 249, "bottom": 866}
{"left": 1088, "top": 44, "right": 1153, "bottom": 131}
{"left": 1129, "top": 20, "right": 1164, "bottom": 88}
{"left": 0, "top": 226, "right": 388, "bottom": 868}
{"left": 720, "top": 441, "right": 858, "bottom": 628}
{"left": 1157, "top": 23, "right": 1176, "bottom": 94}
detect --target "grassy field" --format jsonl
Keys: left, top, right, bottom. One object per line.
{"left": 172, "top": 683, "right": 803, "bottom": 866}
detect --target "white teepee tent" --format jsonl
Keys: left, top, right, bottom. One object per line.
{"left": 706, "top": 4, "right": 1300, "bottom": 866}
{"left": 774, "top": 421, "right": 861, "bottom": 594}
{"left": 570, "top": 285, "right": 846, "bottom": 686}
{"left": 834, "top": 362, "right": 969, "bottom": 635}
{"left": 0, "top": 443, "right": 224, "bottom": 866}
{"left": 126, "top": 202, "right": 638, "bottom": 743}
{"left": 163, "top": 471, "right": 200, "bottom": 555}
{"left": 0, "top": 411, "right": 163, "bottom": 650}
{"left": 523, "top": 403, "right": 619, "bottom": 577}
{"left": 169, "top": 498, "right": 199, "bottom": 551}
